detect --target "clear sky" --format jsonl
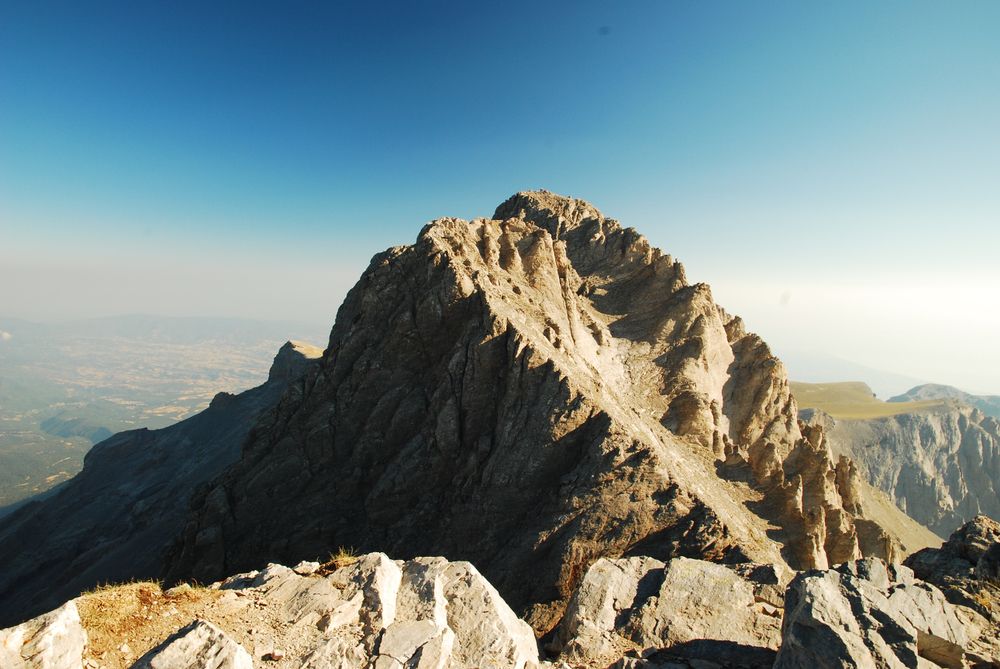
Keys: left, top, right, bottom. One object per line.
{"left": 2, "top": 1, "right": 998, "bottom": 394}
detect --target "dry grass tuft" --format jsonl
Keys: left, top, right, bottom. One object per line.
{"left": 76, "top": 580, "right": 221, "bottom": 669}
{"left": 318, "top": 546, "right": 359, "bottom": 575}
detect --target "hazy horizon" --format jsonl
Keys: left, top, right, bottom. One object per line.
{"left": 3, "top": 2, "right": 998, "bottom": 394}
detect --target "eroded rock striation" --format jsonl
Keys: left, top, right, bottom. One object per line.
{"left": 166, "top": 192, "right": 913, "bottom": 634}
{"left": 0, "top": 341, "right": 323, "bottom": 628}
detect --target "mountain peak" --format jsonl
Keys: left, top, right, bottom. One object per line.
{"left": 267, "top": 340, "right": 324, "bottom": 383}
{"left": 493, "top": 190, "right": 605, "bottom": 239}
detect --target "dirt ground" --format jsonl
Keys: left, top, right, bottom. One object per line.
{"left": 76, "top": 580, "right": 290, "bottom": 669}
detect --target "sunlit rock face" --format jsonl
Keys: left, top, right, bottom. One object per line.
{"left": 165, "top": 191, "right": 904, "bottom": 635}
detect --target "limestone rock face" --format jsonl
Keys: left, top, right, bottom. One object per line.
{"left": 166, "top": 192, "right": 904, "bottom": 634}
{"left": 623, "top": 557, "right": 780, "bottom": 651}
{"left": 225, "top": 554, "right": 538, "bottom": 669}
{"left": 130, "top": 619, "right": 252, "bottom": 669}
{"left": 557, "top": 557, "right": 665, "bottom": 663}
{"left": 775, "top": 558, "right": 970, "bottom": 669}
{"left": 0, "top": 554, "right": 537, "bottom": 669}
{"left": 0, "top": 342, "right": 323, "bottom": 628}
{"left": 819, "top": 400, "right": 1000, "bottom": 538}
{"left": 557, "top": 556, "right": 786, "bottom": 667}
{"left": 0, "top": 601, "right": 87, "bottom": 669}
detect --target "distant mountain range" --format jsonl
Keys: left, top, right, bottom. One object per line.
{"left": 888, "top": 383, "right": 1000, "bottom": 419}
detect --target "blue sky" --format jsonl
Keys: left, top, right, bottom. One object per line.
{"left": 2, "top": 1, "right": 999, "bottom": 394}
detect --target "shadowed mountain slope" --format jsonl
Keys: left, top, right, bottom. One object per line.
{"left": 0, "top": 341, "right": 322, "bottom": 627}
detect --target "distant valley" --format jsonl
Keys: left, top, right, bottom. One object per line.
{"left": 0, "top": 315, "right": 327, "bottom": 515}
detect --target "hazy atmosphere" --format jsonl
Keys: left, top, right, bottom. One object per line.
{"left": 2, "top": 1, "right": 998, "bottom": 395}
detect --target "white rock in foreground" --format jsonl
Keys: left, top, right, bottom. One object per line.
{"left": 231, "top": 553, "right": 538, "bottom": 669}
{"left": 775, "top": 558, "right": 969, "bottom": 669}
{"left": 0, "top": 601, "right": 87, "bottom": 669}
{"left": 130, "top": 619, "right": 252, "bottom": 669}
{"left": 558, "top": 556, "right": 665, "bottom": 663}
{"left": 625, "top": 557, "right": 780, "bottom": 651}
{"left": 558, "top": 556, "right": 784, "bottom": 665}
{"left": 0, "top": 553, "right": 538, "bottom": 669}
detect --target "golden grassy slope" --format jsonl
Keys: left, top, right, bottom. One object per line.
{"left": 790, "top": 381, "right": 949, "bottom": 420}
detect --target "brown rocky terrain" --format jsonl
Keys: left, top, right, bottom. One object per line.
{"left": 163, "top": 191, "right": 933, "bottom": 636}
{"left": 5, "top": 529, "right": 999, "bottom": 669}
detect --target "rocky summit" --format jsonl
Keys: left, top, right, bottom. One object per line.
{"left": 160, "top": 191, "right": 928, "bottom": 634}
{"left": 2, "top": 190, "right": 998, "bottom": 669}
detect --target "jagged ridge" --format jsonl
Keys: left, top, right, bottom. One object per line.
{"left": 165, "top": 192, "right": 916, "bottom": 634}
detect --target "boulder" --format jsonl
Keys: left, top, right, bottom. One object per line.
{"left": 624, "top": 557, "right": 780, "bottom": 651}
{"left": 902, "top": 517, "right": 1000, "bottom": 665}
{"left": 558, "top": 556, "right": 664, "bottom": 663}
{"left": 775, "top": 558, "right": 969, "bottom": 669}
{"left": 215, "top": 554, "right": 537, "bottom": 669}
{"left": 0, "top": 601, "right": 87, "bottom": 669}
{"left": 558, "top": 556, "right": 783, "bottom": 665}
{"left": 944, "top": 515, "right": 1000, "bottom": 564}
{"left": 904, "top": 516, "right": 1000, "bottom": 617}
{"left": 130, "top": 619, "right": 252, "bottom": 669}
{"left": 326, "top": 553, "right": 403, "bottom": 650}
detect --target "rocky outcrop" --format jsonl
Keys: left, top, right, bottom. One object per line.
{"left": 904, "top": 516, "right": 1000, "bottom": 617}
{"left": 1, "top": 554, "right": 538, "bottom": 669}
{"left": 7, "top": 547, "right": 999, "bottom": 669}
{"left": 776, "top": 558, "right": 971, "bottom": 669}
{"left": 131, "top": 619, "right": 252, "bottom": 669}
{"left": 0, "top": 341, "right": 323, "bottom": 628}
{"left": 816, "top": 400, "right": 1000, "bottom": 538}
{"left": 167, "top": 192, "right": 907, "bottom": 635}
{"left": 890, "top": 383, "right": 1000, "bottom": 420}
{"left": 0, "top": 601, "right": 87, "bottom": 669}
{"left": 555, "top": 555, "right": 787, "bottom": 666}
{"left": 557, "top": 554, "right": 998, "bottom": 669}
